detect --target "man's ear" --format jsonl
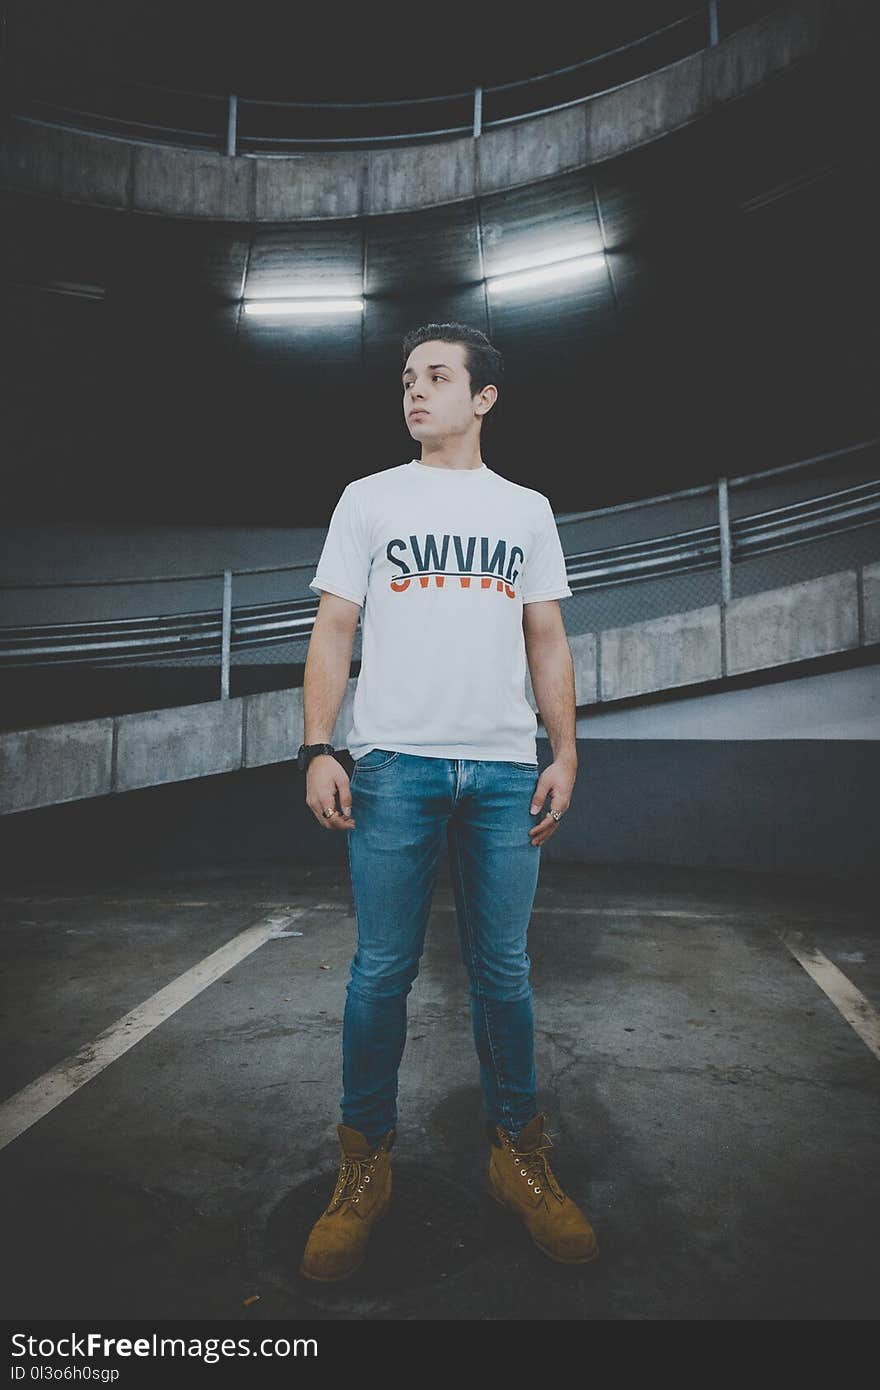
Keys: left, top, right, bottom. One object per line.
{"left": 475, "top": 384, "right": 498, "bottom": 418}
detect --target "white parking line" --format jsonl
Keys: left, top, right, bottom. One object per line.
{"left": 0, "top": 910, "right": 306, "bottom": 1151}
{"left": 3, "top": 905, "right": 875, "bottom": 1156}
{"left": 780, "top": 929, "right": 880, "bottom": 1061}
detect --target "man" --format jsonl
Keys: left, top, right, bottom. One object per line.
{"left": 297, "top": 321, "right": 599, "bottom": 1282}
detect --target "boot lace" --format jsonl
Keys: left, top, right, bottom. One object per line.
{"left": 506, "top": 1128, "right": 565, "bottom": 1203}
{"left": 326, "top": 1149, "right": 381, "bottom": 1214}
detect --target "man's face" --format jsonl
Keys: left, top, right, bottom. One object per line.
{"left": 402, "top": 340, "right": 495, "bottom": 440}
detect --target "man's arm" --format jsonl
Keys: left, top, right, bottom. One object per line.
{"left": 303, "top": 591, "right": 360, "bottom": 741}
{"left": 522, "top": 599, "right": 577, "bottom": 845}
{"left": 522, "top": 599, "right": 577, "bottom": 766}
{"left": 302, "top": 591, "right": 361, "bottom": 830}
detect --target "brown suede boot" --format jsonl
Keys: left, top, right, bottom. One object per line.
{"left": 299, "top": 1123, "right": 396, "bottom": 1283}
{"left": 487, "top": 1113, "right": 599, "bottom": 1265}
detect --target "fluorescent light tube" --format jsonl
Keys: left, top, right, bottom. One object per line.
{"left": 244, "top": 298, "right": 364, "bottom": 316}
{"left": 487, "top": 254, "right": 605, "bottom": 295}
{"left": 44, "top": 280, "right": 106, "bottom": 299}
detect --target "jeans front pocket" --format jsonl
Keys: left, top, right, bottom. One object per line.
{"left": 351, "top": 748, "right": 401, "bottom": 780}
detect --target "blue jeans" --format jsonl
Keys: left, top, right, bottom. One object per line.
{"left": 342, "top": 749, "right": 543, "bottom": 1144}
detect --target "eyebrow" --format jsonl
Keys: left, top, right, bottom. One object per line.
{"left": 402, "top": 363, "right": 453, "bottom": 380}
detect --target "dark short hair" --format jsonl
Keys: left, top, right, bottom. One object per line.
{"left": 401, "top": 321, "right": 503, "bottom": 428}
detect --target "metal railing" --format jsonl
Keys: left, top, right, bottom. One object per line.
{"left": 7, "top": 1, "right": 774, "bottom": 154}
{"left": 1, "top": 438, "right": 878, "bottom": 706}
{"left": 563, "top": 459, "right": 880, "bottom": 599}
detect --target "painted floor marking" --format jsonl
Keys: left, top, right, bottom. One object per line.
{"left": 780, "top": 929, "right": 880, "bottom": 1062}
{"left": 0, "top": 909, "right": 306, "bottom": 1151}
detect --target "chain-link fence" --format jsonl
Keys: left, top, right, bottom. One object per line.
{"left": 559, "top": 486, "right": 724, "bottom": 636}
{"left": 726, "top": 459, "right": 880, "bottom": 601}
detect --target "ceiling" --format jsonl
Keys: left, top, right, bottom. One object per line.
{"left": 1, "top": 4, "right": 878, "bottom": 523}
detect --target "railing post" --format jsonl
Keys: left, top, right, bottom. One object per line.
{"left": 708, "top": 0, "right": 719, "bottom": 47}
{"left": 717, "top": 476, "right": 732, "bottom": 603}
{"left": 473, "top": 85, "right": 482, "bottom": 139}
{"left": 221, "top": 569, "right": 232, "bottom": 699}
{"left": 226, "top": 93, "right": 238, "bottom": 156}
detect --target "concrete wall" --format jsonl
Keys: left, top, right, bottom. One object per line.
{"left": 539, "top": 736, "right": 880, "bottom": 878}
{"left": 725, "top": 571, "right": 860, "bottom": 673}
{"left": 0, "top": 3, "right": 825, "bottom": 221}
{"left": 533, "top": 562, "right": 879, "bottom": 709}
{"left": 864, "top": 559, "right": 880, "bottom": 645}
{"left": 2, "top": 563, "right": 877, "bottom": 816}
{"left": 596, "top": 606, "right": 722, "bottom": 701}
{"left": 1, "top": 735, "right": 877, "bottom": 884}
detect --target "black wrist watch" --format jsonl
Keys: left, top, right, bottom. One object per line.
{"left": 297, "top": 742, "right": 336, "bottom": 773}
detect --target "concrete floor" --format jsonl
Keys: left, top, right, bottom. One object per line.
{"left": 1, "top": 859, "right": 878, "bottom": 1322}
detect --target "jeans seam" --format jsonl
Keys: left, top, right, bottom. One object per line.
{"left": 448, "top": 816, "right": 510, "bottom": 1132}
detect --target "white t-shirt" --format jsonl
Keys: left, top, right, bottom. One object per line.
{"left": 308, "top": 459, "right": 572, "bottom": 763}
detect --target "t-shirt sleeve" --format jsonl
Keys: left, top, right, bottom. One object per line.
{"left": 308, "top": 482, "right": 371, "bottom": 607}
{"left": 521, "top": 495, "right": 573, "bottom": 603}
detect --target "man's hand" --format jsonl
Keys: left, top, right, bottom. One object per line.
{"left": 527, "top": 756, "right": 577, "bottom": 848}
{"left": 305, "top": 754, "right": 356, "bottom": 831}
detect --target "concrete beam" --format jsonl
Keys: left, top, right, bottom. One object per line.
{"left": 725, "top": 570, "right": 859, "bottom": 674}
{"left": 115, "top": 699, "right": 243, "bottom": 792}
{"left": 600, "top": 604, "right": 722, "bottom": 700}
{"left": 253, "top": 150, "right": 366, "bottom": 221}
{"left": 366, "top": 138, "right": 477, "bottom": 218}
{"left": 477, "top": 103, "right": 589, "bottom": 198}
{"left": 0, "top": 718, "right": 114, "bottom": 814}
{"left": 588, "top": 49, "right": 708, "bottom": 166}
{"left": 863, "top": 560, "right": 880, "bottom": 645}
{"left": 702, "top": 0, "right": 823, "bottom": 103}
{"left": 242, "top": 681, "right": 359, "bottom": 768}
{"left": 242, "top": 687, "right": 301, "bottom": 769}
{"left": 131, "top": 144, "right": 255, "bottom": 220}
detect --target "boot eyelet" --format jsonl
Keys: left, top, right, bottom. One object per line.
{"left": 527, "top": 1178, "right": 534, "bottom": 1185}
{"left": 365, "top": 1175, "right": 371, "bottom": 1182}
{"left": 520, "top": 1168, "right": 527, "bottom": 1176}
{"left": 535, "top": 1187, "right": 541, "bottom": 1194}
